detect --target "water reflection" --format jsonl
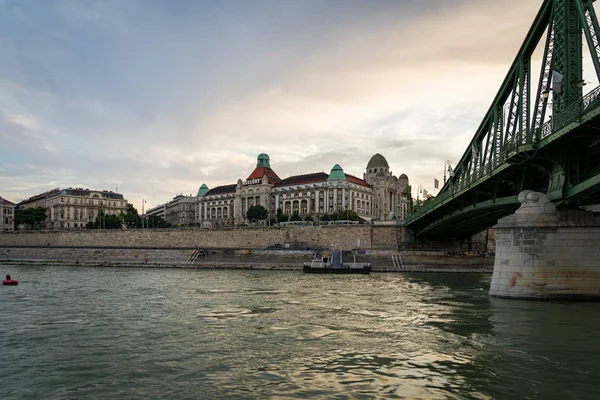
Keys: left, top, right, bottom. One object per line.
{"left": 1, "top": 267, "right": 599, "bottom": 399}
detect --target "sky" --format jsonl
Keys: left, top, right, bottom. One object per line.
{"left": 0, "top": 0, "right": 558, "bottom": 210}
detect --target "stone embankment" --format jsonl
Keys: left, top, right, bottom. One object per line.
{"left": 0, "top": 246, "right": 494, "bottom": 273}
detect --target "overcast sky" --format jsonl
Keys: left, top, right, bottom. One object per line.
{"left": 0, "top": 0, "right": 557, "bottom": 209}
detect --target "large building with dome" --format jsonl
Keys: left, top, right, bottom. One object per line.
{"left": 194, "top": 153, "right": 410, "bottom": 227}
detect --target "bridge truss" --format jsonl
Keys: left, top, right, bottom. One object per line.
{"left": 406, "top": 0, "right": 600, "bottom": 239}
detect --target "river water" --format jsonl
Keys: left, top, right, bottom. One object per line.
{"left": 1, "top": 266, "right": 599, "bottom": 399}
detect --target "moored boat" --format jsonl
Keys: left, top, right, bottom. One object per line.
{"left": 303, "top": 249, "right": 371, "bottom": 274}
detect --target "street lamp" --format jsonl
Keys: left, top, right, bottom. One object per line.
{"left": 142, "top": 199, "right": 147, "bottom": 229}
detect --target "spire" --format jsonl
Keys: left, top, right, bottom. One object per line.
{"left": 327, "top": 164, "right": 348, "bottom": 181}
{"left": 197, "top": 184, "right": 209, "bottom": 197}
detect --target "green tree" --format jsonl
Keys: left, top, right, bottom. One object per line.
{"left": 329, "top": 209, "right": 361, "bottom": 222}
{"left": 246, "top": 205, "right": 269, "bottom": 222}
{"left": 147, "top": 215, "right": 171, "bottom": 228}
{"left": 277, "top": 213, "right": 289, "bottom": 223}
{"left": 403, "top": 185, "right": 413, "bottom": 209}
{"left": 14, "top": 207, "right": 47, "bottom": 229}
{"left": 290, "top": 211, "right": 302, "bottom": 222}
{"left": 122, "top": 203, "right": 142, "bottom": 228}
{"left": 304, "top": 215, "right": 313, "bottom": 222}
{"left": 87, "top": 211, "right": 124, "bottom": 229}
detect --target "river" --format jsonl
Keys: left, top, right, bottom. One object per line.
{"left": 1, "top": 266, "right": 599, "bottom": 399}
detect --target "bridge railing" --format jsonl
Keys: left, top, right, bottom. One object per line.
{"left": 406, "top": 84, "right": 600, "bottom": 226}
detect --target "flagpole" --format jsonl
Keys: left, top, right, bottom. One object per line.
{"left": 444, "top": 160, "right": 451, "bottom": 183}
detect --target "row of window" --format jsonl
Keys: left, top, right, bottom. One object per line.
{"left": 52, "top": 197, "right": 125, "bottom": 207}
{"left": 276, "top": 191, "right": 372, "bottom": 201}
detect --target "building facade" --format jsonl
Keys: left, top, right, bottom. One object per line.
{"left": 19, "top": 188, "right": 128, "bottom": 230}
{"left": 165, "top": 195, "right": 197, "bottom": 226}
{"left": 195, "top": 153, "right": 410, "bottom": 227}
{"left": 363, "top": 153, "right": 411, "bottom": 221}
{"left": 0, "top": 197, "right": 15, "bottom": 232}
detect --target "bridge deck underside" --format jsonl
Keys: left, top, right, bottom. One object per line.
{"left": 409, "top": 114, "right": 600, "bottom": 239}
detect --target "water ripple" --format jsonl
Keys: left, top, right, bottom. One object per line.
{"left": 1, "top": 268, "right": 600, "bottom": 399}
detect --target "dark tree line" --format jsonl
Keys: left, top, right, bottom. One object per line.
{"left": 14, "top": 207, "right": 46, "bottom": 229}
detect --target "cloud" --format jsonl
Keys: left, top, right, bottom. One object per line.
{"left": 0, "top": 0, "right": 555, "bottom": 206}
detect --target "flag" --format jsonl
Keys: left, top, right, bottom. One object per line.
{"left": 423, "top": 189, "right": 429, "bottom": 198}
{"left": 448, "top": 165, "right": 454, "bottom": 177}
{"left": 552, "top": 70, "right": 564, "bottom": 94}
{"left": 434, "top": 178, "right": 439, "bottom": 189}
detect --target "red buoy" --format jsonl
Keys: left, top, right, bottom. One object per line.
{"left": 3, "top": 274, "right": 18, "bottom": 285}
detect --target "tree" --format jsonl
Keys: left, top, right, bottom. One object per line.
{"left": 304, "top": 215, "right": 313, "bottom": 222}
{"left": 246, "top": 205, "right": 268, "bottom": 222}
{"left": 277, "top": 213, "right": 289, "bottom": 223}
{"left": 87, "top": 211, "right": 123, "bottom": 229}
{"left": 147, "top": 215, "right": 171, "bottom": 228}
{"left": 403, "top": 185, "right": 414, "bottom": 209}
{"left": 290, "top": 211, "right": 302, "bottom": 222}
{"left": 122, "top": 203, "right": 142, "bottom": 228}
{"left": 329, "top": 209, "right": 361, "bottom": 222}
{"left": 14, "top": 207, "right": 46, "bottom": 229}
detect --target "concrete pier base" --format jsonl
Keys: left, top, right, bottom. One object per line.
{"left": 489, "top": 190, "right": 600, "bottom": 299}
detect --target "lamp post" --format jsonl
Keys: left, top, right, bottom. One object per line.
{"left": 142, "top": 199, "right": 146, "bottom": 229}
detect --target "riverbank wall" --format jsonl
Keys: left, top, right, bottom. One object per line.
{"left": 0, "top": 246, "right": 494, "bottom": 273}
{"left": 0, "top": 225, "right": 494, "bottom": 251}
{"left": 0, "top": 226, "right": 495, "bottom": 272}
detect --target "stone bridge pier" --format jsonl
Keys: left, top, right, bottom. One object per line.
{"left": 490, "top": 191, "right": 600, "bottom": 299}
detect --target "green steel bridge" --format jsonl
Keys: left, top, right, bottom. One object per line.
{"left": 405, "top": 0, "right": 600, "bottom": 239}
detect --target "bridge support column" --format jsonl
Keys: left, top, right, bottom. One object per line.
{"left": 489, "top": 190, "right": 600, "bottom": 300}
{"left": 401, "top": 224, "right": 414, "bottom": 250}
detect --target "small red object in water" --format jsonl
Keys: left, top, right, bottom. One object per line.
{"left": 3, "top": 274, "right": 18, "bottom": 285}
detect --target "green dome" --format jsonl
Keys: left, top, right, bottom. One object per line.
{"left": 257, "top": 153, "right": 270, "bottom": 168}
{"left": 197, "top": 184, "right": 209, "bottom": 197}
{"left": 327, "top": 164, "right": 347, "bottom": 181}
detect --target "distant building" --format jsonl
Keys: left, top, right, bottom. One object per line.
{"left": 19, "top": 188, "right": 128, "bottom": 230}
{"left": 195, "top": 153, "right": 410, "bottom": 227}
{"left": 0, "top": 196, "right": 15, "bottom": 232}
{"left": 145, "top": 203, "right": 166, "bottom": 221}
{"left": 363, "top": 153, "right": 411, "bottom": 220}
{"left": 164, "top": 195, "right": 196, "bottom": 226}
{"left": 146, "top": 194, "right": 198, "bottom": 227}
{"left": 18, "top": 188, "right": 60, "bottom": 209}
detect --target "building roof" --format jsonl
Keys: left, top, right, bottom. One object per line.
{"left": 345, "top": 174, "right": 371, "bottom": 188}
{"left": 366, "top": 153, "right": 389, "bottom": 169}
{"left": 327, "top": 164, "right": 347, "bottom": 181}
{"left": 205, "top": 184, "right": 237, "bottom": 196}
{"left": 18, "top": 188, "right": 60, "bottom": 206}
{"left": 46, "top": 188, "right": 125, "bottom": 200}
{"left": 246, "top": 167, "right": 282, "bottom": 183}
{"left": 399, "top": 173, "right": 408, "bottom": 180}
{"left": 274, "top": 172, "right": 370, "bottom": 188}
{"left": 197, "top": 184, "right": 209, "bottom": 197}
{"left": 0, "top": 197, "right": 15, "bottom": 205}
{"left": 275, "top": 172, "right": 329, "bottom": 187}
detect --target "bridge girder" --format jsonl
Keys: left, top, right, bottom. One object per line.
{"left": 406, "top": 0, "right": 600, "bottom": 239}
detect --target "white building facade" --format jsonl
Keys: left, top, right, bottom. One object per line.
{"left": 195, "top": 153, "right": 410, "bottom": 227}
{"left": 20, "top": 188, "right": 128, "bottom": 230}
